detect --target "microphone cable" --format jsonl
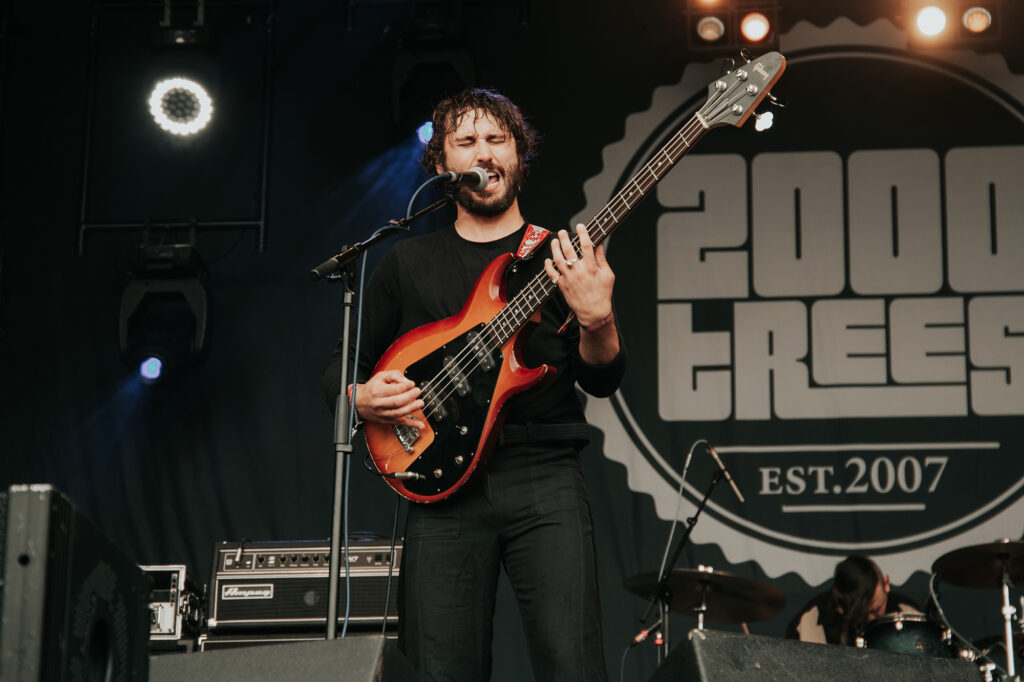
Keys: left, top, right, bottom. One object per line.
{"left": 381, "top": 495, "right": 404, "bottom": 636}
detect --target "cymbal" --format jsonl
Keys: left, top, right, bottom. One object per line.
{"left": 932, "top": 539, "right": 1024, "bottom": 589}
{"left": 624, "top": 567, "right": 785, "bottom": 623}
{"left": 973, "top": 634, "right": 1024, "bottom": 657}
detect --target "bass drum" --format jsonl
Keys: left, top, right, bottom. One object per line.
{"left": 856, "top": 613, "right": 956, "bottom": 658}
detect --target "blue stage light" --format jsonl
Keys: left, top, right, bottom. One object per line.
{"left": 416, "top": 121, "right": 433, "bottom": 144}
{"left": 139, "top": 356, "right": 163, "bottom": 382}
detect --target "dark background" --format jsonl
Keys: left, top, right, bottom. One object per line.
{"left": 2, "top": 1, "right": 1022, "bottom": 679}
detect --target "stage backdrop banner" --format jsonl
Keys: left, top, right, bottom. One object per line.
{"left": 576, "top": 18, "right": 1024, "bottom": 585}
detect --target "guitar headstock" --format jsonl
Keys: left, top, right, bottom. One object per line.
{"left": 701, "top": 51, "right": 786, "bottom": 129}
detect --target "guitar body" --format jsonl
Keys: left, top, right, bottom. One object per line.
{"left": 364, "top": 252, "right": 552, "bottom": 503}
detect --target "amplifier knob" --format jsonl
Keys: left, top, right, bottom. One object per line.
{"left": 459, "top": 426, "right": 468, "bottom": 436}
{"left": 454, "top": 455, "right": 464, "bottom": 465}
{"left": 433, "top": 469, "right": 443, "bottom": 478}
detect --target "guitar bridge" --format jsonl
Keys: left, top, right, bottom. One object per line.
{"left": 392, "top": 424, "right": 420, "bottom": 453}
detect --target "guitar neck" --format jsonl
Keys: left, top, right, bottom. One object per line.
{"left": 490, "top": 110, "right": 712, "bottom": 343}
{"left": 580, "top": 113, "right": 711, "bottom": 249}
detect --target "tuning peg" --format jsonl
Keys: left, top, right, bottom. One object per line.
{"left": 739, "top": 48, "right": 752, "bottom": 63}
{"left": 752, "top": 110, "right": 774, "bottom": 132}
{"left": 765, "top": 91, "right": 788, "bottom": 109}
{"left": 720, "top": 57, "right": 735, "bottom": 75}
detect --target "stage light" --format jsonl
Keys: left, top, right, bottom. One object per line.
{"left": 139, "top": 357, "right": 163, "bottom": 383}
{"left": 148, "top": 77, "right": 213, "bottom": 136}
{"left": 915, "top": 6, "right": 948, "bottom": 36}
{"left": 391, "top": 14, "right": 476, "bottom": 135}
{"left": 416, "top": 121, "right": 433, "bottom": 144}
{"left": 740, "top": 12, "right": 770, "bottom": 42}
{"left": 696, "top": 16, "right": 726, "bottom": 42}
{"left": 962, "top": 7, "right": 992, "bottom": 32}
{"left": 119, "top": 243, "right": 208, "bottom": 384}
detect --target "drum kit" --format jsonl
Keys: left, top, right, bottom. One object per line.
{"left": 624, "top": 539, "right": 1024, "bottom": 679}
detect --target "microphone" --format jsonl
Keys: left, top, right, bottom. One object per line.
{"left": 438, "top": 167, "right": 489, "bottom": 191}
{"left": 708, "top": 445, "right": 745, "bottom": 503}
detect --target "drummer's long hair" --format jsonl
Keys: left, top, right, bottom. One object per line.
{"left": 833, "top": 556, "right": 884, "bottom": 634}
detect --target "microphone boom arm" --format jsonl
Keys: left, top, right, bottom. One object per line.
{"left": 309, "top": 194, "right": 454, "bottom": 281}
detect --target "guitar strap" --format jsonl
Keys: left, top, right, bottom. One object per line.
{"left": 514, "top": 224, "right": 580, "bottom": 334}
{"left": 513, "top": 223, "right": 550, "bottom": 260}
{"left": 501, "top": 225, "right": 592, "bottom": 449}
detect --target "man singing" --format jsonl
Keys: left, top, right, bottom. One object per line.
{"left": 323, "top": 88, "right": 625, "bottom": 680}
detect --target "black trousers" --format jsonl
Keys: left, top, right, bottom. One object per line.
{"left": 397, "top": 444, "right": 608, "bottom": 682}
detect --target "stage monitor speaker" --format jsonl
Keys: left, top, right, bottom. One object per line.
{"left": 650, "top": 628, "right": 980, "bottom": 681}
{"left": 148, "top": 635, "right": 420, "bottom": 681}
{"left": 0, "top": 484, "right": 150, "bottom": 681}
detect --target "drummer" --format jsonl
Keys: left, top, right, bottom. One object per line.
{"left": 786, "top": 556, "right": 921, "bottom": 646}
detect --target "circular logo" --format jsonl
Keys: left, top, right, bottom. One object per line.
{"left": 577, "top": 19, "right": 1024, "bottom": 583}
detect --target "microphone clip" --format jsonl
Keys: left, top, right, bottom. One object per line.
{"left": 707, "top": 443, "right": 745, "bottom": 503}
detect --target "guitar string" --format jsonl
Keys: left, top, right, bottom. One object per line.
{"left": 412, "top": 116, "right": 708, "bottom": 422}
{"left": 413, "top": 87, "right": 744, "bottom": 417}
{"left": 412, "top": 73, "right": 755, "bottom": 423}
{"left": 412, "top": 90, "right": 724, "bottom": 408}
{"left": 415, "top": 90, "right": 727, "bottom": 420}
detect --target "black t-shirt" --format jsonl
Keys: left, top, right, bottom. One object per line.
{"left": 322, "top": 223, "right": 626, "bottom": 426}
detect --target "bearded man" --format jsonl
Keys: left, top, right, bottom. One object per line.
{"left": 323, "top": 88, "right": 624, "bottom": 681}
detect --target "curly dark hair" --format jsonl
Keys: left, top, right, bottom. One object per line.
{"left": 420, "top": 88, "right": 540, "bottom": 174}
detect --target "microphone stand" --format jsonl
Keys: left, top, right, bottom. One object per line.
{"left": 315, "top": 194, "right": 454, "bottom": 640}
{"left": 310, "top": 196, "right": 453, "bottom": 281}
{"left": 640, "top": 468, "right": 725, "bottom": 661}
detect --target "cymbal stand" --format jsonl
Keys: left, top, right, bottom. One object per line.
{"left": 658, "top": 597, "right": 670, "bottom": 665}
{"left": 640, "top": 469, "right": 725, "bottom": 661}
{"left": 694, "top": 580, "right": 710, "bottom": 631}
{"left": 999, "top": 557, "right": 1017, "bottom": 679}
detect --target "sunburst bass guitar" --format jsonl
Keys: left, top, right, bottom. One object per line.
{"left": 364, "top": 51, "right": 787, "bottom": 503}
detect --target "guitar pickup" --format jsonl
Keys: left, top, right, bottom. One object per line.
{"left": 467, "top": 331, "right": 496, "bottom": 372}
{"left": 421, "top": 389, "right": 446, "bottom": 422}
{"left": 442, "top": 356, "right": 471, "bottom": 396}
{"left": 392, "top": 425, "right": 420, "bottom": 453}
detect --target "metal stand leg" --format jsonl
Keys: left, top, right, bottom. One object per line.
{"left": 1000, "top": 564, "right": 1017, "bottom": 679}
{"left": 658, "top": 598, "right": 671, "bottom": 663}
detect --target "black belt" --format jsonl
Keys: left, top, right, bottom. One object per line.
{"left": 498, "top": 422, "right": 591, "bottom": 448}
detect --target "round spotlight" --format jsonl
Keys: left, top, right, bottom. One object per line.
{"left": 740, "top": 12, "right": 770, "bottom": 42}
{"left": 916, "top": 6, "right": 948, "bottom": 37}
{"left": 696, "top": 16, "right": 726, "bottom": 42}
{"left": 416, "top": 121, "right": 433, "bottom": 144}
{"left": 148, "top": 77, "right": 213, "bottom": 136}
{"left": 139, "top": 356, "right": 164, "bottom": 383}
{"left": 962, "top": 7, "right": 992, "bottom": 33}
